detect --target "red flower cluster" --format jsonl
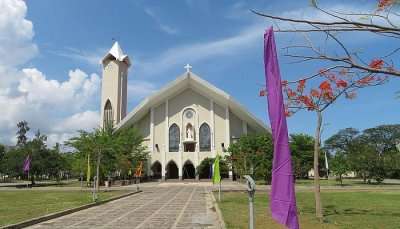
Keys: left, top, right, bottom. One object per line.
{"left": 299, "top": 95, "right": 316, "bottom": 110}
{"left": 377, "top": 0, "right": 394, "bottom": 10}
{"left": 284, "top": 105, "right": 292, "bottom": 117}
{"left": 310, "top": 89, "right": 320, "bottom": 98}
{"left": 336, "top": 79, "right": 348, "bottom": 88}
{"left": 259, "top": 88, "right": 267, "bottom": 97}
{"left": 319, "top": 81, "right": 334, "bottom": 101}
{"left": 357, "top": 76, "right": 375, "bottom": 85}
{"left": 369, "top": 59, "right": 384, "bottom": 69}
{"left": 297, "top": 79, "right": 306, "bottom": 92}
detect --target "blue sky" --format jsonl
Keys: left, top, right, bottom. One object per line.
{"left": 0, "top": 0, "right": 398, "bottom": 146}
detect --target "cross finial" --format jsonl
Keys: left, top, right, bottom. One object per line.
{"left": 184, "top": 64, "right": 192, "bottom": 73}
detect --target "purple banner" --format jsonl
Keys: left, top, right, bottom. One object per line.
{"left": 264, "top": 27, "right": 299, "bottom": 229}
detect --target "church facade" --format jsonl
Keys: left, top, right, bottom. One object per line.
{"left": 100, "top": 42, "right": 269, "bottom": 180}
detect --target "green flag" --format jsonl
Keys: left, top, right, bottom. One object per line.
{"left": 212, "top": 155, "right": 221, "bottom": 184}
{"left": 86, "top": 153, "right": 91, "bottom": 184}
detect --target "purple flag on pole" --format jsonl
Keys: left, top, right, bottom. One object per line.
{"left": 23, "top": 155, "right": 31, "bottom": 173}
{"left": 264, "top": 27, "right": 299, "bottom": 229}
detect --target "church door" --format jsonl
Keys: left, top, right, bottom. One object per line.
{"left": 182, "top": 161, "right": 195, "bottom": 179}
{"left": 166, "top": 161, "right": 179, "bottom": 179}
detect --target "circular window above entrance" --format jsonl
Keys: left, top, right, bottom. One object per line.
{"left": 185, "top": 110, "right": 193, "bottom": 119}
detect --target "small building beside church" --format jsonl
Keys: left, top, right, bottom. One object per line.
{"left": 100, "top": 42, "right": 269, "bottom": 180}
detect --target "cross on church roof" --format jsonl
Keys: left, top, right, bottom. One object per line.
{"left": 184, "top": 64, "right": 192, "bottom": 73}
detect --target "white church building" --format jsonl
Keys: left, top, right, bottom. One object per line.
{"left": 100, "top": 42, "right": 269, "bottom": 180}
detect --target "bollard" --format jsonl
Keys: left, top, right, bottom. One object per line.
{"left": 244, "top": 175, "right": 256, "bottom": 229}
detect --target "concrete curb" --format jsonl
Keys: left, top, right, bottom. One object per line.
{"left": 210, "top": 190, "right": 226, "bottom": 229}
{"left": 1, "top": 190, "right": 142, "bottom": 229}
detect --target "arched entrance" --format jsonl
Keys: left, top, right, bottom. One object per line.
{"left": 182, "top": 160, "right": 195, "bottom": 179}
{"left": 166, "top": 161, "right": 179, "bottom": 179}
{"left": 151, "top": 161, "right": 162, "bottom": 179}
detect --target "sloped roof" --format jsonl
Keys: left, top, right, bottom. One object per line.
{"left": 101, "top": 42, "right": 131, "bottom": 66}
{"left": 115, "top": 71, "right": 270, "bottom": 133}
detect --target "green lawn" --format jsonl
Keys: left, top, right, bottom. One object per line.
{"left": 254, "top": 178, "right": 400, "bottom": 187}
{"left": 294, "top": 179, "right": 400, "bottom": 187}
{"left": 0, "top": 190, "right": 127, "bottom": 227}
{"left": 216, "top": 191, "right": 400, "bottom": 229}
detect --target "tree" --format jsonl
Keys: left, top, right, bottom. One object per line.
{"left": 325, "top": 125, "right": 400, "bottom": 183}
{"left": 256, "top": 1, "right": 395, "bottom": 220}
{"left": 196, "top": 157, "right": 229, "bottom": 179}
{"left": 27, "top": 130, "right": 50, "bottom": 184}
{"left": 261, "top": 67, "right": 386, "bottom": 219}
{"left": 324, "top": 128, "right": 360, "bottom": 153}
{"left": 252, "top": 1, "right": 400, "bottom": 79}
{"left": 324, "top": 128, "right": 360, "bottom": 179}
{"left": 290, "top": 134, "right": 314, "bottom": 178}
{"left": 66, "top": 126, "right": 149, "bottom": 191}
{"left": 330, "top": 152, "right": 350, "bottom": 186}
{"left": 358, "top": 124, "right": 400, "bottom": 183}
{"left": 1, "top": 123, "right": 67, "bottom": 183}
{"left": 1, "top": 147, "right": 25, "bottom": 178}
{"left": 16, "top": 120, "right": 30, "bottom": 146}
{"left": 0, "top": 144, "right": 5, "bottom": 174}
{"left": 227, "top": 134, "right": 273, "bottom": 183}
{"left": 115, "top": 127, "right": 149, "bottom": 175}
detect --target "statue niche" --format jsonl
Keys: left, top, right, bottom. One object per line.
{"left": 184, "top": 123, "right": 196, "bottom": 152}
{"left": 182, "top": 109, "right": 196, "bottom": 152}
{"left": 186, "top": 123, "right": 194, "bottom": 140}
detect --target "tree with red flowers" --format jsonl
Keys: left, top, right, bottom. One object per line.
{"left": 255, "top": 0, "right": 398, "bottom": 220}
{"left": 261, "top": 67, "right": 388, "bottom": 219}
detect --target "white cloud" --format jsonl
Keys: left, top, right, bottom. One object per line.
{"left": 0, "top": 68, "right": 101, "bottom": 146}
{"left": 144, "top": 8, "right": 179, "bottom": 35}
{"left": 137, "top": 2, "right": 393, "bottom": 78}
{"left": 18, "top": 68, "right": 100, "bottom": 108}
{"left": 0, "top": 0, "right": 101, "bottom": 147}
{"left": 49, "top": 47, "right": 105, "bottom": 67}
{"left": 137, "top": 21, "right": 265, "bottom": 76}
{"left": 53, "top": 111, "right": 100, "bottom": 133}
{"left": 0, "top": 0, "right": 38, "bottom": 67}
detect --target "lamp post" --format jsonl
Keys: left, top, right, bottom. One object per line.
{"left": 396, "top": 141, "right": 400, "bottom": 152}
{"left": 92, "top": 176, "right": 98, "bottom": 202}
{"left": 244, "top": 175, "right": 256, "bottom": 229}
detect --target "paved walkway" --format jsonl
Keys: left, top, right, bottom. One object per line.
{"left": 28, "top": 184, "right": 221, "bottom": 229}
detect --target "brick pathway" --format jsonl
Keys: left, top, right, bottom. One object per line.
{"left": 28, "top": 184, "right": 220, "bottom": 229}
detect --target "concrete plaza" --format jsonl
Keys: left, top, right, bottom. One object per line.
{"left": 27, "top": 183, "right": 222, "bottom": 229}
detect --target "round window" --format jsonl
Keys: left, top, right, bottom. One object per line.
{"left": 185, "top": 110, "right": 193, "bottom": 119}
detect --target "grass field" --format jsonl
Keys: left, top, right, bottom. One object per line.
{"left": 216, "top": 191, "right": 400, "bottom": 229}
{"left": 254, "top": 178, "right": 400, "bottom": 187}
{"left": 0, "top": 190, "right": 127, "bottom": 227}
{"left": 294, "top": 179, "right": 400, "bottom": 187}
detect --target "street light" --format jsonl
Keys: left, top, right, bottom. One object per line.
{"left": 244, "top": 175, "right": 256, "bottom": 229}
{"left": 396, "top": 140, "right": 400, "bottom": 152}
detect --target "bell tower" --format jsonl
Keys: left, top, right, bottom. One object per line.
{"left": 100, "top": 42, "right": 131, "bottom": 127}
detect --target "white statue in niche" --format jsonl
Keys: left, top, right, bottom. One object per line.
{"left": 186, "top": 124, "right": 193, "bottom": 140}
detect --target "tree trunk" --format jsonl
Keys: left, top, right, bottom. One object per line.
{"left": 95, "top": 150, "right": 101, "bottom": 192}
{"left": 314, "top": 111, "right": 323, "bottom": 220}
